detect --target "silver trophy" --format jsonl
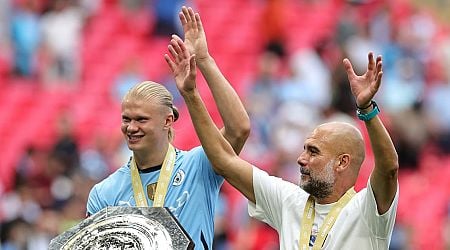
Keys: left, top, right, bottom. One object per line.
{"left": 49, "top": 207, "right": 194, "bottom": 250}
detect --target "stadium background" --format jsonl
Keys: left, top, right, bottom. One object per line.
{"left": 0, "top": 0, "right": 449, "bottom": 249}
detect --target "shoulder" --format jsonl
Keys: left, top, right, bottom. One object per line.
{"left": 178, "top": 146, "right": 206, "bottom": 157}
{"left": 175, "top": 146, "right": 210, "bottom": 164}
{"left": 350, "top": 180, "right": 399, "bottom": 211}
{"left": 253, "top": 167, "right": 307, "bottom": 200}
{"left": 91, "top": 166, "right": 130, "bottom": 193}
{"left": 254, "top": 167, "right": 300, "bottom": 189}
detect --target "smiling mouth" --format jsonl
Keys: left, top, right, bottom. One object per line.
{"left": 128, "top": 135, "right": 144, "bottom": 143}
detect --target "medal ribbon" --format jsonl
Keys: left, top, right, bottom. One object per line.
{"left": 130, "top": 144, "right": 176, "bottom": 207}
{"left": 299, "top": 188, "right": 356, "bottom": 250}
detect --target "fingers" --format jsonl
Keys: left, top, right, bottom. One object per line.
{"left": 167, "top": 36, "right": 191, "bottom": 63}
{"left": 171, "top": 34, "right": 184, "bottom": 54}
{"left": 195, "top": 13, "right": 203, "bottom": 32}
{"left": 172, "top": 34, "right": 183, "bottom": 42}
{"left": 372, "top": 71, "right": 383, "bottom": 94}
{"left": 168, "top": 44, "right": 179, "bottom": 61}
{"left": 182, "top": 6, "right": 192, "bottom": 23}
{"left": 164, "top": 54, "right": 176, "bottom": 73}
{"left": 188, "top": 7, "right": 196, "bottom": 22}
{"left": 367, "top": 52, "right": 375, "bottom": 71}
{"left": 169, "top": 37, "right": 190, "bottom": 59}
{"left": 180, "top": 6, "right": 202, "bottom": 31}
{"left": 342, "top": 58, "right": 356, "bottom": 79}
{"left": 189, "top": 54, "right": 197, "bottom": 75}
{"left": 180, "top": 6, "right": 191, "bottom": 31}
{"left": 372, "top": 56, "right": 383, "bottom": 93}
{"left": 376, "top": 55, "right": 382, "bottom": 65}
{"left": 174, "top": 36, "right": 190, "bottom": 58}
{"left": 375, "top": 55, "right": 382, "bottom": 76}
{"left": 179, "top": 11, "right": 187, "bottom": 26}
{"left": 170, "top": 37, "right": 182, "bottom": 53}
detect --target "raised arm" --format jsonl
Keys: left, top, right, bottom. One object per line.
{"left": 164, "top": 37, "right": 255, "bottom": 203}
{"left": 343, "top": 52, "right": 399, "bottom": 214}
{"left": 177, "top": 6, "right": 250, "bottom": 154}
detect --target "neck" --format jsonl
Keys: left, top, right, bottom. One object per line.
{"left": 315, "top": 193, "right": 341, "bottom": 205}
{"left": 315, "top": 185, "right": 353, "bottom": 204}
{"left": 133, "top": 141, "right": 169, "bottom": 170}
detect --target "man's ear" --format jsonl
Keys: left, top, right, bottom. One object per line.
{"left": 336, "top": 154, "right": 350, "bottom": 172}
{"left": 164, "top": 114, "right": 174, "bottom": 129}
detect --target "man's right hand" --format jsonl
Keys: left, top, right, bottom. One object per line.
{"left": 178, "top": 6, "right": 210, "bottom": 62}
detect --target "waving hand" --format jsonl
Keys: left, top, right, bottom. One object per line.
{"left": 164, "top": 36, "right": 197, "bottom": 94}
{"left": 178, "top": 6, "right": 209, "bottom": 61}
{"left": 343, "top": 52, "right": 383, "bottom": 108}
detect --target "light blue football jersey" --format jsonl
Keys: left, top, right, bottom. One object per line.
{"left": 87, "top": 146, "right": 224, "bottom": 249}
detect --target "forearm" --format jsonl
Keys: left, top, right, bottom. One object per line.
{"left": 365, "top": 115, "right": 398, "bottom": 176}
{"left": 181, "top": 89, "right": 238, "bottom": 168}
{"left": 197, "top": 56, "right": 250, "bottom": 154}
{"left": 182, "top": 88, "right": 256, "bottom": 202}
{"left": 365, "top": 113, "right": 399, "bottom": 213}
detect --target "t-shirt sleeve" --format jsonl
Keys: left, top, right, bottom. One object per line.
{"left": 360, "top": 178, "right": 399, "bottom": 238}
{"left": 191, "top": 146, "right": 224, "bottom": 191}
{"left": 86, "top": 184, "right": 105, "bottom": 216}
{"left": 248, "top": 166, "right": 299, "bottom": 230}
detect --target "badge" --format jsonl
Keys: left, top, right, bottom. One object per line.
{"left": 173, "top": 170, "right": 185, "bottom": 186}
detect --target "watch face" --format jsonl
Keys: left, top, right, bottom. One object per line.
{"left": 49, "top": 207, "right": 194, "bottom": 250}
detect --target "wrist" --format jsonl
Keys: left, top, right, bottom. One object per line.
{"left": 356, "top": 101, "right": 373, "bottom": 111}
{"left": 180, "top": 88, "right": 199, "bottom": 99}
{"left": 356, "top": 100, "right": 380, "bottom": 121}
{"left": 195, "top": 53, "right": 212, "bottom": 65}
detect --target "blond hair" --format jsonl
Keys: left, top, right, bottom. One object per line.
{"left": 123, "top": 81, "right": 179, "bottom": 141}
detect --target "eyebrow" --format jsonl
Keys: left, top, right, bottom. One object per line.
{"left": 122, "top": 115, "right": 150, "bottom": 120}
{"left": 305, "top": 144, "right": 321, "bottom": 153}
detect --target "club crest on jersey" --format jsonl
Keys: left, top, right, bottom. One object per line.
{"left": 173, "top": 169, "right": 185, "bottom": 186}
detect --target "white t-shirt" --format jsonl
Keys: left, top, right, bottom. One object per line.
{"left": 248, "top": 167, "right": 399, "bottom": 250}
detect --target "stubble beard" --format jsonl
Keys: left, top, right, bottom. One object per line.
{"left": 299, "top": 160, "right": 335, "bottom": 199}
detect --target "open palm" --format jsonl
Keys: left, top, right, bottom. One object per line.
{"left": 179, "top": 6, "right": 209, "bottom": 60}
{"left": 343, "top": 52, "right": 383, "bottom": 108}
{"left": 165, "top": 36, "right": 197, "bottom": 94}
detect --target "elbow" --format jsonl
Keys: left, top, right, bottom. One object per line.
{"left": 392, "top": 151, "right": 400, "bottom": 171}
{"left": 391, "top": 160, "right": 399, "bottom": 176}
{"left": 221, "top": 115, "right": 250, "bottom": 155}
{"left": 227, "top": 118, "right": 251, "bottom": 150}
{"left": 388, "top": 162, "right": 399, "bottom": 179}
{"left": 239, "top": 120, "right": 251, "bottom": 142}
{"left": 212, "top": 155, "right": 239, "bottom": 177}
{"left": 233, "top": 120, "right": 251, "bottom": 154}
{"left": 387, "top": 154, "right": 400, "bottom": 179}
{"left": 236, "top": 116, "right": 251, "bottom": 141}
{"left": 375, "top": 152, "right": 399, "bottom": 180}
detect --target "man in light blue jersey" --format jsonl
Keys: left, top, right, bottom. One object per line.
{"left": 86, "top": 7, "right": 250, "bottom": 249}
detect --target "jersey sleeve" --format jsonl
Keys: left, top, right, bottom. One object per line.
{"left": 248, "top": 166, "right": 300, "bottom": 230}
{"left": 360, "top": 178, "right": 399, "bottom": 238}
{"left": 86, "top": 184, "right": 106, "bottom": 216}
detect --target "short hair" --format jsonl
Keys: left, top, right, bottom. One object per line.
{"left": 123, "top": 81, "right": 179, "bottom": 142}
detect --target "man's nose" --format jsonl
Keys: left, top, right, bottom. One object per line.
{"left": 127, "top": 120, "right": 139, "bottom": 132}
{"left": 297, "top": 151, "right": 307, "bottom": 167}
